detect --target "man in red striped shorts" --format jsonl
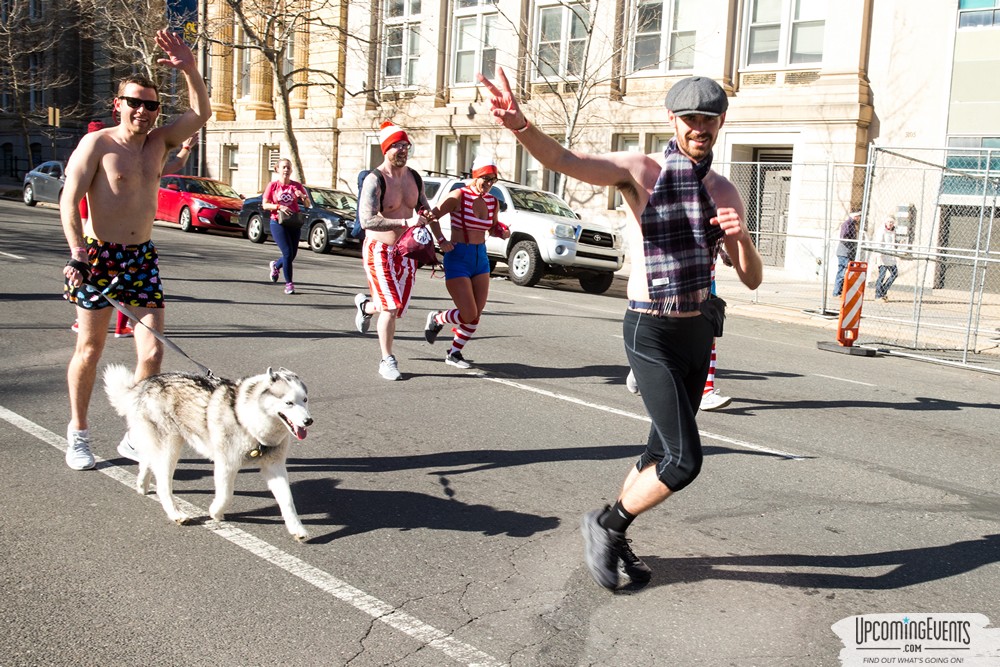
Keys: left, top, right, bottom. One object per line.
{"left": 354, "top": 121, "right": 445, "bottom": 380}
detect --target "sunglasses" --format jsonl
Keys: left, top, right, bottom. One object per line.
{"left": 481, "top": 176, "right": 497, "bottom": 184}
{"left": 118, "top": 96, "right": 161, "bottom": 112}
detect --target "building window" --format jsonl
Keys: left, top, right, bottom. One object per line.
{"left": 28, "top": 53, "right": 43, "bottom": 112}
{"left": 235, "top": 26, "right": 251, "bottom": 98}
{"left": 535, "top": 3, "right": 589, "bottom": 80}
{"left": 959, "top": 0, "right": 1000, "bottom": 28}
{"left": 612, "top": 135, "right": 640, "bottom": 209}
{"left": 384, "top": 0, "right": 421, "bottom": 87}
{"left": 520, "top": 146, "right": 560, "bottom": 192}
{"left": 745, "top": 0, "right": 824, "bottom": 68}
{"left": 946, "top": 136, "right": 1000, "bottom": 171}
{"left": 631, "top": 0, "right": 696, "bottom": 73}
{"left": 453, "top": 0, "right": 498, "bottom": 84}
{"left": 223, "top": 145, "right": 239, "bottom": 183}
{"left": 438, "top": 135, "right": 480, "bottom": 175}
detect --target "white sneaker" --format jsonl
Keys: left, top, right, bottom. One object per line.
{"left": 66, "top": 427, "right": 95, "bottom": 470}
{"left": 355, "top": 293, "right": 372, "bottom": 334}
{"left": 379, "top": 355, "right": 401, "bottom": 380}
{"left": 117, "top": 433, "right": 141, "bottom": 463}
{"left": 700, "top": 389, "right": 732, "bottom": 411}
{"left": 625, "top": 369, "right": 639, "bottom": 394}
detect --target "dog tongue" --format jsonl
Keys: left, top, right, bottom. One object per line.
{"left": 294, "top": 425, "right": 307, "bottom": 441}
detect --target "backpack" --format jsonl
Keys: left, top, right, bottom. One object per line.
{"left": 350, "top": 167, "right": 425, "bottom": 241}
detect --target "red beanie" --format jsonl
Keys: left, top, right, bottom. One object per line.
{"left": 379, "top": 120, "right": 410, "bottom": 154}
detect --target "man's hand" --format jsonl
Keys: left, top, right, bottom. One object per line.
{"left": 710, "top": 207, "right": 748, "bottom": 241}
{"left": 477, "top": 68, "right": 527, "bottom": 131}
{"left": 156, "top": 29, "right": 196, "bottom": 73}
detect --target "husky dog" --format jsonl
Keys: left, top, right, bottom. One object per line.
{"left": 104, "top": 364, "right": 313, "bottom": 541}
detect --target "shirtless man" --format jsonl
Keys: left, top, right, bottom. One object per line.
{"left": 478, "top": 70, "right": 763, "bottom": 589}
{"left": 61, "top": 29, "right": 212, "bottom": 470}
{"left": 353, "top": 121, "right": 446, "bottom": 381}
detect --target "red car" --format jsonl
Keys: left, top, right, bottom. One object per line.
{"left": 156, "top": 175, "right": 244, "bottom": 233}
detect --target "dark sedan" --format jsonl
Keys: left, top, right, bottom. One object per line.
{"left": 23, "top": 160, "right": 65, "bottom": 206}
{"left": 238, "top": 185, "right": 359, "bottom": 253}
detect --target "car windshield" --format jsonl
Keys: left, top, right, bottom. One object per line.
{"left": 507, "top": 187, "right": 577, "bottom": 219}
{"left": 185, "top": 179, "right": 240, "bottom": 198}
{"left": 309, "top": 187, "right": 358, "bottom": 213}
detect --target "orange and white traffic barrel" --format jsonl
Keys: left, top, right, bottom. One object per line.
{"left": 835, "top": 261, "right": 868, "bottom": 347}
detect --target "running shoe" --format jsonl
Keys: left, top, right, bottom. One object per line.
{"left": 66, "top": 426, "right": 96, "bottom": 471}
{"left": 116, "top": 432, "right": 141, "bottom": 463}
{"left": 354, "top": 293, "right": 372, "bottom": 334}
{"left": 699, "top": 388, "right": 732, "bottom": 411}
{"left": 445, "top": 351, "right": 471, "bottom": 369}
{"left": 285, "top": 282, "right": 295, "bottom": 295}
{"left": 379, "top": 354, "right": 401, "bottom": 381}
{"left": 581, "top": 507, "right": 620, "bottom": 590}
{"left": 114, "top": 324, "right": 134, "bottom": 339}
{"left": 424, "top": 311, "right": 443, "bottom": 344}
{"left": 71, "top": 320, "right": 79, "bottom": 334}
{"left": 269, "top": 261, "right": 280, "bottom": 283}
{"left": 625, "top": 369, "right": 639, "bottom": 394}
{"left": 617, "top": 538, "right": 652, "bottom": 583}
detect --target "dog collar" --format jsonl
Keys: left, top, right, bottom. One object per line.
{"left": 247, "top": 442, "right": 272, "bottom": 459}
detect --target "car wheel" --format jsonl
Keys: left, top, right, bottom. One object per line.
{"left": 309, "top": 223, "right": 330, "bottom": 253}
{"left": 508, "top": 240, "right": 545, "bottom": 287}
{"left": 579, "top": 272, "right": 615, "bottom": 294}
{"left": 23, "top": 184, "right": 36, "bottom": 206}
{"left": 179, "top": 207, "right": 194, "bottom": 232}
{"left": 247, "top": 214, "right": 267, "bottom": 243}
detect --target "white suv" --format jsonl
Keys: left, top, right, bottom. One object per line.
{"left": 423, "top": 176, "right": 624, "bottom": 294}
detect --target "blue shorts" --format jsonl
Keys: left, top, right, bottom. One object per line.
{"left": 443, "top": 243, "right": 490, "bottom": 280}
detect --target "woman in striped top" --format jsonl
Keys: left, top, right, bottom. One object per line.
{"left": 423, "top": 156, "right": 510, "bottom": 369}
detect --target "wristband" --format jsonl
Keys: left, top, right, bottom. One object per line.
{"left": 65, "top": 258, "right": 91, "bottom": 280}
{"left": 513, "top": 120, "right": 531, "bottom": 134}
{"left": 71, "top": 246, "right": 87, "bottom": 255}
{"left": 436, "top": 236, "right": 446, "bottom": 244}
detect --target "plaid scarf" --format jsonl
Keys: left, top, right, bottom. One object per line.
{"left": 640, "top": 139, "right": 724, "bottom": 313}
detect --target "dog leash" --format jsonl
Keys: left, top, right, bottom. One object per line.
{"left": 77, "top": 281, "right": 214, "bottom": 377}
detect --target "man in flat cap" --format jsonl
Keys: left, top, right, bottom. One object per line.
{"left": 477, "top": 70, "right": 763, "bottom": 590}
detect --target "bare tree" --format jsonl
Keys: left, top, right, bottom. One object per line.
{"left": 209, "top": 0, "right": 353, "bottom": 179}
{"left": 83, "top": 0, "right": 192, "bottom": 113}
{"left": 0, "top": 0, "right": 78, "bottom": 166}
{"left": 489, "top": 0, "right": 695, "bottom": 201}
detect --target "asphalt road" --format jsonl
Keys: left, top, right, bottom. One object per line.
{"left": 1, "top": 199, "right": 999, "bottom": 667}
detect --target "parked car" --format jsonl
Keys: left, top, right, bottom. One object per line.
{"left": 238, "top": 185, "right": 359, "bottom": 253}
{"left": 22, "top": 160, "right": 66, "bottom": 206}
{"left": 423, "top": 175, "right": 624, "bottom": 293}
{"left": 155, "top": 175, "right": 244, "bottom": 233}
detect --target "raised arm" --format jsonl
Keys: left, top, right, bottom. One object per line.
{"left": 477, "top": 68, "right": 636, "bottom": 189}
{"left": 154, "top": 30, "right": 211, "bottom": 149}
{"left": 709, "top": 176, "right": 763, "bottom": 290}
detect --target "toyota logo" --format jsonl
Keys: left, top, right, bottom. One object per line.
{"left": 593, "top": 233, "right": 603, "bottom": 243}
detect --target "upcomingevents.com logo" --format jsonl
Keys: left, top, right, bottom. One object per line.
{"left": 832, "top": 614, "right": 1000, "bottom": 666}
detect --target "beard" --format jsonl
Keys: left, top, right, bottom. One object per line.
{"left": 387, "top": 152, "right": 409, "bottom": 168}
{"left": 677, "top": 132, "right": 714, "bottom": 162}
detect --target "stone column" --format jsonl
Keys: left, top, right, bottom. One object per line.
{"left": 246, "top": 16, "right": 275, "bottom": 120}
{"left": 208, "top": 0, "right": 235, "bottom": 121}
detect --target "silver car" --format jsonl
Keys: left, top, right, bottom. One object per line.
{"left": 23, "top": 160, "right": 66, "bottom": 206}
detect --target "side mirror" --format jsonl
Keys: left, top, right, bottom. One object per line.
{"left": 499, "top": 201, "right": 508, "bottom": 212}
{"left": 167, "top": 183, "right": 180, "bottom": 191}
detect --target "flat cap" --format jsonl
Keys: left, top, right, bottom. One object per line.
{"left": 665, "top": 77, "right": 729, "bottom": 117}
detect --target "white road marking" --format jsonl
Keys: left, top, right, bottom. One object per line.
{"left": 480, "top": 375, "right": 807, "bottom": 460}
{"left": 0, "top": 405, "right": 506, "bottom": 667}
{"left": 0, "top": 249, "right": 27, "bottom": 260}
{"left": 813, "top": 373, "right": 876, "bottom": 387}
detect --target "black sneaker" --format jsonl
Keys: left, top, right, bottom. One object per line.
{"left": 445, "top": 350, "right": 471, "bottom": 369}
{"left": 581, "top": 506, "right": 620, "bottom": 590}
{"left": 424, "top": 311, "right": 443, "bottom": 344}
{"left": 617, "top": 537, "right": 652, "bottom": 583}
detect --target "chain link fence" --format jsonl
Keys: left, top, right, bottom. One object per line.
{"left": 714, "top": 150, "right": 1000, "bottom": 374}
